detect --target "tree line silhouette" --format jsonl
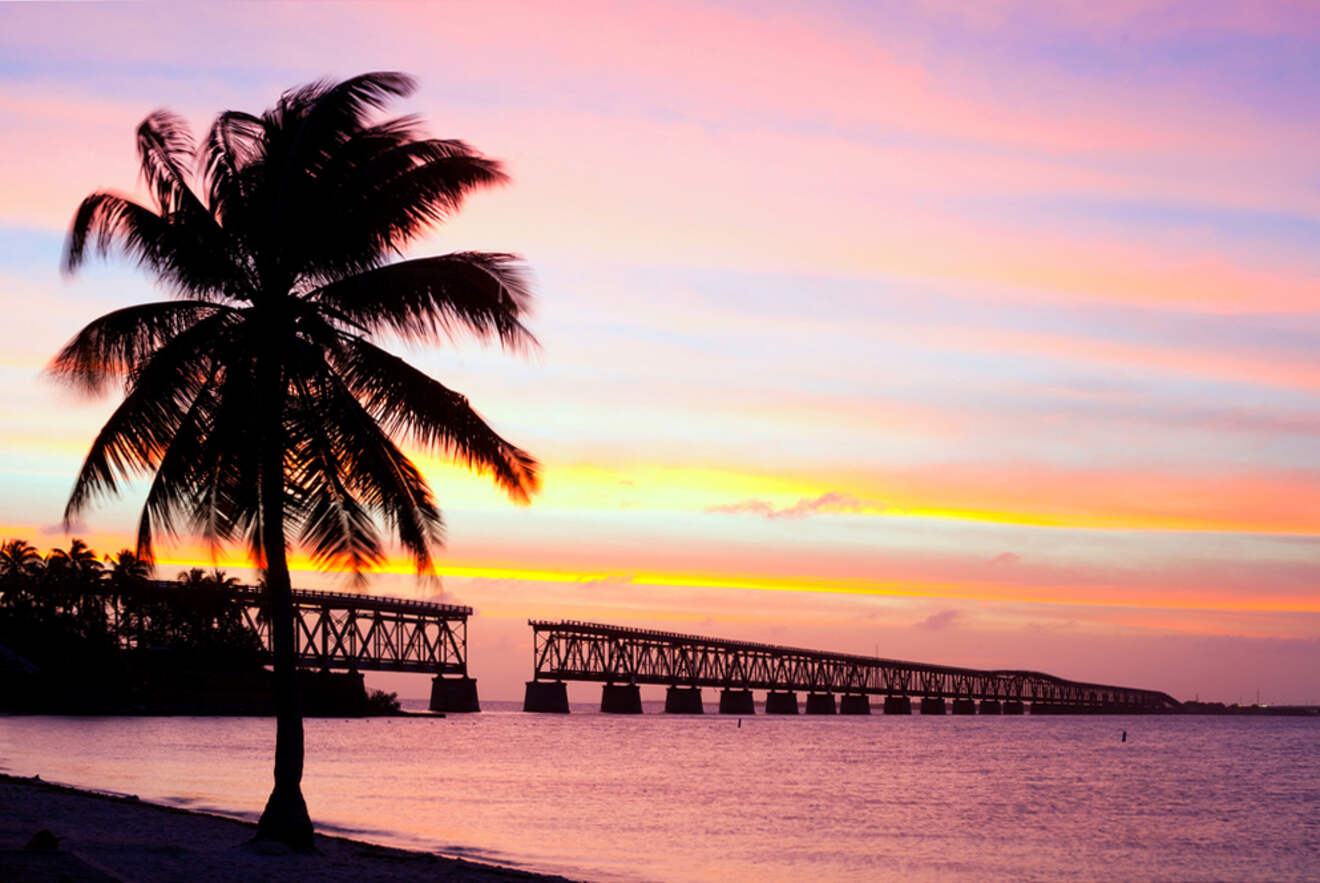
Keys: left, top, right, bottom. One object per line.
{"left": 1, "top": 538, "right": 261, "bottom": 671}
{"left": 1, "top": 537, "right": 403, "bottom": 717}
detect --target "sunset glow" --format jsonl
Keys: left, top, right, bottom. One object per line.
{"left": 1, "top": 0, "right": 1317, "bottom": 704}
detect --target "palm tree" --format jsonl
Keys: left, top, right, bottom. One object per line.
{"left": 105, "top": 549, "right": 153, "bottom": 645}
{"left": 0, "top": 539, "right": 42, "bottom": 578}
{"left": 51, "top": 72, "right": 539, "bottom": 848}
{"left": 0, "top": 539, "right": 44, "bottom": 613}
{"left": 106, "top": 549, "right": 152, "bottom": 586}
{"left": 47, "top": 538, "right": 104, "bottom": 579}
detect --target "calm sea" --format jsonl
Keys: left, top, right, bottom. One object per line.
{"left": 2, "top": 702, "right": 1318, "bottom": 881}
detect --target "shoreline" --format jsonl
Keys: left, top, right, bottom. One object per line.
{"left": 0, "top": 773, "right": 572, "bottom": 882}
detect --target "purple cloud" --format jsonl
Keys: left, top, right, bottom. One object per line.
{"left": 39, "top": 521, "right": 85, "bottom": 537}
{"left": 704, "top": 492, "right": 881, "bottom": 519}
{"left": 915, "top": 609, "right": 962, "bottom": 630}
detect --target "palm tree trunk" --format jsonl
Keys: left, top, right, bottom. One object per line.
{"left": 253, "top": 363, "right": 314, "bottom": 850}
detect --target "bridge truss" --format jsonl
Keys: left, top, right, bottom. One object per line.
{"left": 120, "top": 581, "right": 472, "bottom": 674}
{"left": 236, "top": 586, "right": 471, "bottom": 674}
{"left": 530, "top": 620, "right": 1178, "bottom": 711}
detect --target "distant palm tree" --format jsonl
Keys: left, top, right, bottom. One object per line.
{"left": 106, "top": 549, "right": 152, "bottom": 586}
{"left": 51, "top": 72, "right": 539, "bottom": 848}
{"left": 106, "top": 549, "right": 153, "bottom": 645}
{"left": 0, "top": 540, "right": 44, "bottom": 612}
{"left": 0, "top": 539, "right": 42, "bottom": 577}
{"left": 46, "top": 538, "right": 104, "bottom": 578}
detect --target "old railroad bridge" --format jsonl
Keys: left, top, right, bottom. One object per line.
{"left": 522, "top": 619, "right": 1180, "bottom": 715}
{"left": 120, "top": 582, "right": 481, "bottom": 712}
{"left": 123, "top": 584, "right": 1177, "bottom": 714}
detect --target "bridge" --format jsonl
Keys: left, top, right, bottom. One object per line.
{"left": 120, "top": 581, "right": 480, "bottom": 711}
{"left": 523, "top": 620, "right": 1180, "bottom": 715}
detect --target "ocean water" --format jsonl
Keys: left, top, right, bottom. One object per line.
{"left": 2, "top": 703, "right": 1318, "bottom": 881}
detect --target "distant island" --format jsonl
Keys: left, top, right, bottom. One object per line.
{"left": 1178, "top": 700, "right": 1318, "bottom": 717}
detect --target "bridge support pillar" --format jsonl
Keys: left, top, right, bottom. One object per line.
{"left": 665, "top": 686, "right": 703, "bottom": 714}
{"left": 920, "top": 697, "right": 946, "bottom": 715}
{"left": 952, "top": 698, "right": 976, "bottom": 715}
{"left": 601, "top": 683, "right": 643, "bottom": 714}
{"left": 1030, "top": 703, "right": 1055, "bottom": 715}
{"left": 840, "top": 694, "right": 871, "bottom": 714}
{"left": 719, "top": 689, "right": 755, "bottom": 714}
{"left": 979, "top": 699, "right": 1001, "bottom": 715}
{"left": 430, "top": 676, "right": 480, "bottom": 713}
{"left": 1002, "top": 700, "right": 1025, "bottom": 715}
{"left": 523, "top": 680, "right": 570, "bottom": 713}
{"left": 884, "top": 695, "right": 912, "bottom": 715}
{"left": 805, "top": 692, "right": 836, "bottom": 714}
{"left": 764, "top": 691, "right": 799, "bottom": 714}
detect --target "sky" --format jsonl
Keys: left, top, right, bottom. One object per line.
{"left": 0, "top": 1, "right": 1317, "bottom": 704}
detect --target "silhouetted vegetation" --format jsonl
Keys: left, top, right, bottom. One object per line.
{"left": 366, "top": 688, "right": 403, "bottom": 715}
{"left": 1, "top": 539, "right": 262, "bottom": 713}
{"left": 1, "top": 538, "right": 398, "bottom": 718}
{"left": 54, "top": 72, "right": 539, "bottom": 847}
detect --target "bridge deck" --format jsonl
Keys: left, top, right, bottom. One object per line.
{"left": 530, "top": 619, "right": 1178, "bottom": 710}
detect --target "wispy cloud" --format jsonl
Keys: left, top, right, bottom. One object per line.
{"left": 915, "top": 609, "right": 962, "bottom": 630}
{"left": 39, "top": 521, "right": 84, "bottom": 537}
{"left": 705, "top": 492, "right": 883, "bottom": 520}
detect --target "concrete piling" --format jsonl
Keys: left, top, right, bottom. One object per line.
{"left": 920, "top": 697, "right": 946, "bottom": 715}
{"left": 805, "top": 692, "right": 837, "bottom": 714}
{"left": 884, "top": 695, "right": 913, "bottom": 715}
{"left": 601, "top": 683, "right": 644, "bottom": 714}
{"left": 840, "top": 694, "right": 872, "bottom": 714}
{"left": 429, "top": 676, "right": 480, "bottom": 712}
{"left": 764, "top": 691, "right": 799, "bottom": 714}
{"left": 664, "top": 686, "right": 703, "bottom": 714}
{"left": 952, "top": 698, "right": 977, "bottom": 715}
{"left": 979, "top": 699, "right": 1002, "bottom": 715}
{"left": 718, "top": 689, "right": 755, "bottom": 714}
{"left": 523, "top": 680, "right": 570, "bottom": 713}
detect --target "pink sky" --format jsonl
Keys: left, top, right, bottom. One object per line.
{"left": 0, "top": 1, "right": 1317, "bottom": 703}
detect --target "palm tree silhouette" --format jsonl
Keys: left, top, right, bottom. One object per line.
{"left": 51, "top": 72, "right": 539, "bottom": 848}
{"left": 46, "top": 538, "right": 103, "bottom": 578}
{"left": 0, "top": 539, "right": 43, "bottom": 578}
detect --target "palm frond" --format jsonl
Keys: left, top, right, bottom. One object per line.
{"left": 47, "top": 300, "right": 233, "bottom": 394}
{"left": 284, "top": 357, "right": 444, "bottom": 573}
{"left": 284, "top": 388, "right": 385, "bottom": 578}
{"left": 136, "top": 110, "right": 198, "bottom": 215}
{"left": 64, "top": 192, "right": 246, "bottom": 299}
{"left": 364, "top": 152, "right": 507, "bottom": 260}
{"left": 332, "top": 337, "right": 539, "bottom": 503}
{"left": 311, "top": 253, "right": 536, "bottom": 350}
{"left": 289, "top": 71, "right": 416, "bottom": 160}
{"left": 132, "top": 374, "right": 221, "bottom": 561}
{"left": 62, "top": 310, "right": 236, "bottom": 520}
{"left": 202, "top": 110, "right": 265, "bottom": 218}
{"left": 65, "top": 192, "right": 165, "bottom": 273}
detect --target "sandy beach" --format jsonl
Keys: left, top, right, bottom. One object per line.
{"left": 0, "top": 774, "right": 569, "bottom": 882}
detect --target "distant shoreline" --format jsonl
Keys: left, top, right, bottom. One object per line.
{"left": 0, "top": 773, "right": 570, "bottom": 882}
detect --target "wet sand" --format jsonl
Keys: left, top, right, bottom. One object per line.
{"left": 0, "top": 774, "right": 570, "bottom": 882}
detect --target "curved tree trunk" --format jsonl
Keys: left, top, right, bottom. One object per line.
{"left": 253, "top": 357, "right": 314, "bottom": 851}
